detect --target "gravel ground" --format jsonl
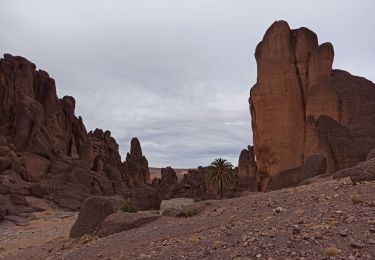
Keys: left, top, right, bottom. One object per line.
{"left": 2, "top": 177, "right": 375, "bottom": 260}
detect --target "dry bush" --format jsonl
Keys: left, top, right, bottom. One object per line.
{"left": 324, "top": 246, "right": 341, "bottom": 256}
{"left": 350, "top": 194, "right": 364, "bottom": 204}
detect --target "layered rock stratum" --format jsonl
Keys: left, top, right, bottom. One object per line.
{"left": 249, "top": 21, "right": 375, "bottom": 190}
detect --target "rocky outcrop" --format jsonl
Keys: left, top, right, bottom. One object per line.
{"left": 333, "top": 158, "right": 375, "bottom": 184}
{"left": 161, "top": 167, "right": 178, "bottom": 187}
{"left": 170, "top": 167, "right": 209, "bottom": 199}
{"left": 125, "top": 138, "right": 151, "bottom": 184}
{"left": 249, "top": 21, "right": 375, "bottom": 190}
{"left": 0, "top": 54, "right": 161, "bottom": 220}
{"left": 151, "top": 167, "right": 178, "bottom": 199}
{"left": 237, "top": 145, "right": 257, "bottom": 191}
{"left": 70, "top": 196, "right": 115, "bottom": 238}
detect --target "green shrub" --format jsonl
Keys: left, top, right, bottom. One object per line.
{"left": 184, "top": 208, "right": 198, "bottom": 217}
{"left": 204, "top": 201, "right": 212, "bottom": 206}
{"left": 121, "top": 203, "right": 138, "bottom": 213}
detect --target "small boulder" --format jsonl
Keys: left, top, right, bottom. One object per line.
{"left": 160, "top": 198, "right": 194, "bottom": 213}
{"left": 161, "top": 203, "right": 204, "bottom": 218}
{"left": 98, "top": 212, "right": 159, "bottom": 237}
{"left": 69, "top": 196, "right": 115, "bottom": 238}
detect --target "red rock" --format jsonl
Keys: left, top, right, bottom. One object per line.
{"left": 237, "top": 146, "right": 258, "bottom": 191}
{"left": 161, "top": 167, "right": 178, "bottom": 187}
{"left": 170, "top": 167, "right": 210, "bottom": 199}
{"left": 249, "top": 21, "right": 375, "bottom": 190}
{"left": 125, "top": 137, "right": 150, "bottom": 184}
{"left": 0, "top": 54, "right": 161, "bottom": 218}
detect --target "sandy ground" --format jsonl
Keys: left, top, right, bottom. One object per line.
{"left": 0, "top": 201, "right": 77, "bottom": 258}
{"left": 1, "top": 177, "right": 375, "bottom": 260}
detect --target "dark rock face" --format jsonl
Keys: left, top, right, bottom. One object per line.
{"left": 300, "top": 154, "right": 327, "bottom": 182}
{"left": 366, "top": 148, "right": 375, "bottom": 160}
{"left": 249, "top": 21, "right": 375, "bottom": 190}
{"left": 0, "top": 54, "right": 161, "bottom": 220}
{"left": 161, "top": 167, "right": 178, "bottom": 187}
{"left": 152, "top": 167, "right": 178, "bottom": 199}
{"left": 69, "top": 196, "right": 115, "bottom": 238}
{"left": 237, "top": 146, "right": 258, "bottom": 191}
{"left": 170, "top": 167, "right": 209, "bottom": 199}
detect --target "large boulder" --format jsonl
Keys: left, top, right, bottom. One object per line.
{"left": 333, "top": 159, "right": 375, "bottom": 184}
{"left": 69, "top": 196, "right": 115, "bottom": 238}
{"left": 249, "top": 21, "right": 375, "bottom": 190}
{"left": 98, "top": 212, "right": 159, "bottom": 237}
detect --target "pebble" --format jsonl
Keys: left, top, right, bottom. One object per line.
{"left": 350, "top": 239, "right": 366, "bottom": 248}
{"left": 273, "top": 207, "right": 284, "bottom": 214}
{"left": 337, "top": 229, "right": 348, "bottom": 237}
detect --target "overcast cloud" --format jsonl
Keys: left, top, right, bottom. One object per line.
{"left": 1, "top": 0, "right": 374, "bottom": 167}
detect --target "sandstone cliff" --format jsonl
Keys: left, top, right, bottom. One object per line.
{"left": 249, "top": 21, "right": 375, "bottom": 190}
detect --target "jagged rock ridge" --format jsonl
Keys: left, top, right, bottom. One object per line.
{"left": 0, "top": 54, "right": 160, "bottom": 219}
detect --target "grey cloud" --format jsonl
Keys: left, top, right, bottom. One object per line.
{"left": 1, "top": 0, "right": 374, "bottom": 167}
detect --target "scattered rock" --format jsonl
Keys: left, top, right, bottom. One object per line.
{"left": 350, "top": 240, "right": 366, "bottom": 249}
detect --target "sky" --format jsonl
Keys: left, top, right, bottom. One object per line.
{"left": 1, "top": 1, "right": 374, "bottom": 167}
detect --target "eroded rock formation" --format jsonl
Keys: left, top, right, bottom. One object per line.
{"left": 170, "top": 167, "right": 210, "bottom": 199}
{"left": 237, "top": 145, "right": 258, "bottom": 191}
{"left": 0, "top": 54, "right": 160, "bottom": 220}
{"left": 249, "top": 21, "right": 375, "bottom": 190}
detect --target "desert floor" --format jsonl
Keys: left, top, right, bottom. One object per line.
{"left": 1, "top": 177, "right": 375, "bottom": 260}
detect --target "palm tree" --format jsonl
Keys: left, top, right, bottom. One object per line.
{"left": 206, "top": 158, "right": 235, "bottom": 199}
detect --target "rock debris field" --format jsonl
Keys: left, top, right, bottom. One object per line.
{"left": 1, "top": 177, "right": 374, "bottom": 260}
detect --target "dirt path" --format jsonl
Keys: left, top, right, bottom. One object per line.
{"left": 2, "top": 178, "right": 375, "bottom": 259}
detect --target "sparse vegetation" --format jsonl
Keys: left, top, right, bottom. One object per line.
{"left": 206, "top": 158, "right": 235, "bottom": 199}
{"left": 350, "top": 193, "right": 364, "bottom": 204}
{"left": 184, "top": 208, "right": 198, "bottom": 217}
{"left": 150, "top": 210, "right": 160, "bottom": 215}
{"left": 204, "top": 201, "right": 212, "bottom": 206}
{"left": 190, "top": 234, "right": 199, "bottom": 243}
{"left": 323, "top": 246, "right": 341, "bottom": 256}
{"left": 121, "top": 202, "right": 138, "bottom": 213}
{"left": 79, "top": 234, "right": 98, "bottom": 245}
